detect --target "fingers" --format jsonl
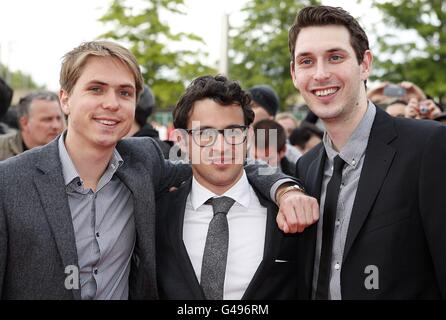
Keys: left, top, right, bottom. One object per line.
{"left": 277, "top": 192, "right": 319, "bottom": 233}
{"left": 276, "top": 212, "right": 290, "bottom": 233}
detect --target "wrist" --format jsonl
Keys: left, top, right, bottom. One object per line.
{"left": 276, "top": 184, "right": 305, "bottom": 203}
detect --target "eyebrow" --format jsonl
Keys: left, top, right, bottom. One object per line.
{"left": 85, "top": 80, "right": 135, "bottom": 90}
{"left": 295, "top": 48, "right": 348, "bottom": 58}
{"left": 191, "top": 124, "right": 245, "bottom": 130}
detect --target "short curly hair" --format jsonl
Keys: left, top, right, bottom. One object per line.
{"left": 173, "top": 75, "right": 254, "bottom": 129}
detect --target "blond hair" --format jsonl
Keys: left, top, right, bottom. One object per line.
{"left": 60, "top": 40, "right": 143, "bottom": 97}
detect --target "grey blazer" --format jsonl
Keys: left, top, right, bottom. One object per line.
{"left": 0, "top": 136, "right": 294, "bottom": 300}
{"left": 0, "top": 137, "right": 192, "bottom": 300}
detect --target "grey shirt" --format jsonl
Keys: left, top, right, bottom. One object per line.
{"left": 312, "top": 102, "right": 376, "bottom": 300}
{"left": 58, "top": 134, "right": 135, "bottom": 300}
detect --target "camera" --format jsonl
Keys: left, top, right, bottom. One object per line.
{"left": 419, "top": 102, "right": 429, "bottom": 115}
{"left": 383, "top": 84, "right": 407, "bottom": 97}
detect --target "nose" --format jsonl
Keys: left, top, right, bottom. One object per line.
{"left": 313, "top": 60, "right": 330, "bottom": 82}
{"left": 51, "top": 117, "right": 63, "bottom": 131}
{"left": 103, "top": 90, "right": 120, "bottom": 111}
{"left": 211, "top": 131, "right": 230, "bottom": 152}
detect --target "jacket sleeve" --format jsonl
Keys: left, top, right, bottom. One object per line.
{"left": 0, "top": 169, "right": 7, "bottom": 298}
{"left": 244, "top": 159, "right": 302, "bottom": 203}
{"left": 419, "top": 124, "right": 446, "bottom": 298}
{"left": 150, "top": 139, "right": 192, "bottom": 196}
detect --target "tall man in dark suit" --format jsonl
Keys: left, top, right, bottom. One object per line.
{"left": 285, "top": 6, "right": 446, "bottom": 299}
{"left": 156, "top": 75, "right": 314, "bottom": 300}
{"left": 0, "top": 41, "right": 317, "bottom": 300}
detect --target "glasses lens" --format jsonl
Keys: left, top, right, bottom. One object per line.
{"left": 224, "top": 127, "right": 246, "bottom": 145}
{"left": 195, "top": 128, "right": 217, "bottom": 146}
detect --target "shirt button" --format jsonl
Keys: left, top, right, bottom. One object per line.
{"left": 94, "top": 268, "right": 98, "bottom": 275}
{"left": 77, "top": 181, "right": 82, "bottom": 187}
{"left": 96, "top": 232, "right": 100, "bottom": 238}
{"left": 335, "top": 219, "right": 341, "bottom": 227}
{"left": 352, "top": 160, "right": 356, "bottom": 165}
{"left": 334, "top": 263, "right": 340, "bottom": 270}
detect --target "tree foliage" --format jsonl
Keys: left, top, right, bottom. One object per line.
{"left": 0, "top": 63, "right": 40, "bottom": 90}
{"left": 229, "top": 0, "right": 320, "bottom": 109}
{"left": 369, "top": 0, "right": 446, "bottom": 102}
{"left": 99, "top": 0, "right": 215, "bottom": 108}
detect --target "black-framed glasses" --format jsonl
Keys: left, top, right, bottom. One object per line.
{"left": 186, "top": 125, "right": 249, "bottom": 147}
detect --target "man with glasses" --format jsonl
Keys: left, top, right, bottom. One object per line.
{"left": 156, "top": 75, "right": 304, "bottom": 300}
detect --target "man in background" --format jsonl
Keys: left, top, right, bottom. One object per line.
{"left": 0, "top": 91, "right": 64, "bottom": 160}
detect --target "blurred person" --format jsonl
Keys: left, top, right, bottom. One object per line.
{"left": 0, "top": 107, "right": 19, "bottom": 131}
{"left": 252, "top": 119, "right": 296, "bottom": 176}
{"left": 289, "top": 123, "right": 323, "bottom": 154}
{"left": 248, "top": 85, "right": 302, "bottom": 164}
{"left": 0, "top": 41, "right": 313, "bottom": 300}
{"left": 0, "top": 91, "right": 64, "bottom": 161}
{"left": 156, "top": 75, "right": 317, "bottom": 300}
{"left": 384, "top": 99, "right": 406, "bottom": 118}
{"left": 126, "top": 85, "right": 171, "bottom": 158}
{"left": 248, "top": 84, "right": 278, "bottom": 124}
{"left": 276, "top": 112, "right": 300, "bottom": 138}
{"left": 287, "top": 5, "right": 446, "bottom": 299}
{"left": 0, "top": 78, "right": 13, "bottom": 134}
{"left": 367, "top": 81, "right": 426, "bottom": 107}
{"left": 404, "top": 97, "right": 442, "bottom": 120}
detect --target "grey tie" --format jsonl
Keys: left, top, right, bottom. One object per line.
{"left": 201, "top": 196, "right": 235, "bottom": 300}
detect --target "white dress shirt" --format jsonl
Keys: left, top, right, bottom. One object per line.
{"left": 183, "top": 171, "right": 267, "bottom": 300}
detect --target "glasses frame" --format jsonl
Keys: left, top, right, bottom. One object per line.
{"left": 185, "top": 125, "right": 249, "bottom": 147}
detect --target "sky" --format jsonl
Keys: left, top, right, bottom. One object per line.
{"left": 0, "top": 0, "right": 376, "bottom": 91}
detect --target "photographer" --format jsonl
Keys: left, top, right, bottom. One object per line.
{"left": 368, "top": 81, "right": 442, "bottom": 120}
{"left": 405, "top": 97, "right": 442, "bottom": 120}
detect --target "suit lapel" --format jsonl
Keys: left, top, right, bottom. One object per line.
{"left": 166, "top": 179, "right": 205, "bottom": 299}
{"left": 305, "top": 145, "right": 326, "bottom": 201}
{"left": 300, "top": 145, "right": 326, "bottom": 296}
{"left": 343, "top": 109, "right": 397, "bottom": 260}
{"left": 34, "top": 140, "right": 80, "bottom": 300}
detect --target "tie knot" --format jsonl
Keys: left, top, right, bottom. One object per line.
{"left": 333, "top": 155, "right": 345, "bottom": 173}
{"left": 206, "top": 196, "right": 235, "bottom": 216}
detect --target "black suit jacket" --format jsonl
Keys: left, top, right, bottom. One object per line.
{"left": 295, "top": 107, "right": 446, "bottom": 299}
{"left": 156, "top": 178, "right": 300, "bottom": 300}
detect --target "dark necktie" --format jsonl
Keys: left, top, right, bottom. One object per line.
{"left": 200, "top": 196, "right": 235, "bottom": 300}
{"left": 316, "top": 155, "right": 345, "bottom": 300}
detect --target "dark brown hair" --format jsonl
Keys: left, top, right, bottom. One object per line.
{"left": 253, "top": 119, "right": 286, "bottom": 152}
{"left": 173, "top": 75, "right": 254, "bottom": 129}
{"left": 288, "top": 5, "right": 369, "bottom": 65}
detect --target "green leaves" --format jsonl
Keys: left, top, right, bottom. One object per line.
{"left": 229, "top": 0, "right": 320, "bottom": 110}
{"left": 98, "top": 0, "right": 215, "bottom": 109}
{"left": 370, "top": 0, "right": 445, "bottom": 102}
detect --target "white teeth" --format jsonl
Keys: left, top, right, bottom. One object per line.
{"left": 97, "top": 119, "right": 117, "bottom": 126}
{"left": 314, "top": 88, "right": 338, "bottom": 97}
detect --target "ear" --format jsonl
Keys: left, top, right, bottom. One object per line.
{"left": 171, "top": 129, "right": 189, "bottom": 154}
{"left": 360, "top": 50, "right": 373, "bottom": 81}
{"left": 19, "top": 116, "right": 28, "bottom": 130}
{"left": 278, "top": 145, "right": 287, "bottom": 161}
{"left": 59, "top": 89, "right": 71, "bottom": 116}
{"left": 290, "top": 60, "right": 299, "bottom": 89}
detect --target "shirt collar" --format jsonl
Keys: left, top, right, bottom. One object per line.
{"left": 323, "top": 101, "right": 376, "bottom": 167}
{"left": 58, "top": 131, "right": 124, "bottom": 187}
{"left": 190, "top": 170, "right": 251, "bottom": 210}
